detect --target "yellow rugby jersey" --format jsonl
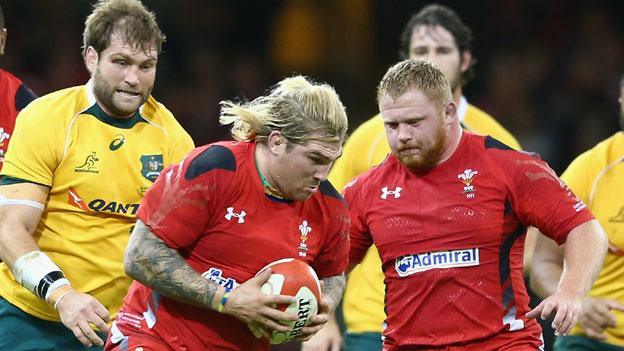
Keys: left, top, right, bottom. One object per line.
{"left": 561, "top": 132, "right": 624, "bottom": 346}
{"left": 330, "top": 97, "right": 521, "bottom": 334}
{"left": 0, "top": 80, "right": 194, "bottom": 322}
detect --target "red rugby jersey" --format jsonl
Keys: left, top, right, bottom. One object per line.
{"left": 0, "top": 68, "right": 36, "bottom": 169}
{"left": 114, "top": 141, "right": 349, "bottom": 351}
{"left": 344, "top": 132, "right": 594, "bottom": 350}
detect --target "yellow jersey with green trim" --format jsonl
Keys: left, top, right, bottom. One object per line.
{"left": 561, "top": 132, "right": 624, "bottom": 346}
{"left": 329, "top": 98, "right": 521, "bottom": 334}
{"left": 0, "top": 80, "right": 194, "bottom": 322}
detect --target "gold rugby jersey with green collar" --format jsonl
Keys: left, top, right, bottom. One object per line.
{"left": 0, "top": 79, "right": 194, "bottom": 321}
{"left": 562, "top": 132, "right": 624, "bottom": 346}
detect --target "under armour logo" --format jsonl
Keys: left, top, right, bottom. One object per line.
{"left": 225, "top": 207, "right": 246, "bottom": 223}
{"left": 381, "top": 186, "right": 402, "bottom": 199}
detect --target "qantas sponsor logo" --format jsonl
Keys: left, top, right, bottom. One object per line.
{"left": 395, "top": 248, "right": 480, "bottom": 277}
{"left": 67, "top": 188, "right": 139, "bottom": 215}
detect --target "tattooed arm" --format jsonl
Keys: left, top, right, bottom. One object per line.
{"left": 124, "top": 219, "right": 296, "bottom": 331}
{"left": 296, "top": 273, "right": 346, "bottom": 342}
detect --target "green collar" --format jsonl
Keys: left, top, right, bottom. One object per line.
{"left": 83, "top": 103, "right": 146, "bottom": 129}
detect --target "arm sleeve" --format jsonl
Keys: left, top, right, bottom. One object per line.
{"left": 137, "top": 149, "right": 223, "bottom": 249}
{"left": 0, "top": 103, "right": 60, "bottom": 185}
{"left": 312, "top": 202, "right": 350, "bottom": 278}
{"left": 343, "top": 179, "right": 374, "bottom": 265}
{"left": 506, "top": 153, "right": 594, "bottom": 244}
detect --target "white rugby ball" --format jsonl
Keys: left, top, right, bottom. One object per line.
{"left": 257, "top": 258, "right": 321, "bottom": 344}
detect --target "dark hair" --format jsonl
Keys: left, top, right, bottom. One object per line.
{"left": 82, "top": 0, "right": 165, "bottom": 57}
{"left": 399, "top": 4, "right": 475, "bottom": 86}
{"left": 0, "top": 4, "right": 5, "bottom": 29}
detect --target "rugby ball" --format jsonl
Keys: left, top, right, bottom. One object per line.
{"left": 257, "top": 258, "right": 321, "bottom": 344}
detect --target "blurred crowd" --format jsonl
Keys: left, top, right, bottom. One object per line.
{"left": 1, "top": 0, "right": 623, "bottom": 172}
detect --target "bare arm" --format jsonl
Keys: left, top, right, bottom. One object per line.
{"left": 0, "top": 183, "right": 110, "bottom": 347}
{"left": 529, "top": 229, "right": 563, "bottom": 298}
{"left": 124, "top": 219, "right": 219, "bottom": 308}
{"left": 0, "top": 183, "right": 48, "bottom": 264}
{"left": 125, "top": 220, "right": 297, "bottom": 332}
{"left": 527, "top": 219, "right": 608, "bottom": 335}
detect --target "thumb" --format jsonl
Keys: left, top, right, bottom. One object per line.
{"left": 606, "top": 300, "right": 624, "bottom": 312}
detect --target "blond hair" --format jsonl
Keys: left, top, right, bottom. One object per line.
{"left": 83, "top": 0, "right": 165, "bottom": 57}
{"left": 377, "top": 59, "right": 451, "bottom": 106}
{"left": 220, "top": 76, "right": 348, "bottom": 144}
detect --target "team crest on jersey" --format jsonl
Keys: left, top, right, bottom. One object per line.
{"left": 395, "top": 248, "right": 480, "bottom": 277}
{"left": 298, "top": 220, "right": 312, "bottom": 257}
{"left": 610, "top": 206, "right": 624, "bottom": 223}
{"left": 458, "top": 169, "right": 478, "bottom": 198}
{"left": 381, "top": 186, "right": 402, "bottom": 199}
{"left": 225, "top": 206, "right": 246, "bottom": 223}
{"left": 140, "top": 154, "right": 164, "bottom": 182}
{"left": 75, "top": 152, "right": 100, "bottom": 173}
{"left": 202, "top": 267, "right": 239, "bottom": 290}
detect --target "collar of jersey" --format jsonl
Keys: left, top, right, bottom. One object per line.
{"left": 83, "top": 102, "right": 146, "bottom": 129}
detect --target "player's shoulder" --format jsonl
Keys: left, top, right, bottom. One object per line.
{"left": 342, "top": 155, "right": 393, "bottom": 196}
{"left": 467, "top": 133, "right": 539, "bottom": 172}
{"left": 564, "top": 132, "right": 624, "bottom": 179}
{"left": 183, "top": 141, "right": 242, "bottom": 181}
{"left": 17, "top": 85, "right": 88, "bottom": 126}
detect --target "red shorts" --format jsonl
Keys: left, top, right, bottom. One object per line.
{"left": 104, "top": 321, "right": 176, "bottom": 351}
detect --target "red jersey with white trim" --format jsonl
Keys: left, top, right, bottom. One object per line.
{"left": 0, "top": 68, "right": 36, "bottom": 169}
{"left": 344, "top": 132, "right": 594, "bottom": 350}
{"left": 114, "top": 141, "right": 349, "bottom": 351}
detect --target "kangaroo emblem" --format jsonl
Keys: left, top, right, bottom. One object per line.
{"left": 75, "top": 152, "right": 100, "bottom": 173}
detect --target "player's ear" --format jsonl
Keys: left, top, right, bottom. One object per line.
{"left": 460, "top": 50, "right": 472, "bottom": 74}
{"left": 444, "top": 101, "right": 457, "bottom": 125}
{"left": 0, "top": 29, "right": 7, "bottom": 56}
{"left": 84, "top": 46, "right": 99, "bottom": 75}
{"left": 267, "top": 131, "right": 287, "bottom": 155}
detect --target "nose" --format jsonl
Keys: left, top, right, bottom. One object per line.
{"left": 397, "top": 124, "right": 412, "bottom": 144}
{"left": 312, "top": 164, "right": 332, "bottom": 182}
{"left": 124, "top": 66, "right": 140, "bottom": 86}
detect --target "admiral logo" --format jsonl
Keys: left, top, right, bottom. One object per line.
{"left": 458, "top": 169, "right": 478, "bottom": 198}
{"left": 225, "top": 207, "right": 246, "bottom": 223}
{"left": 201, "top": 267, "right": 239, "bottom": 290}
{"left": 88, "top": 199, "right": 139, "bottom": 215}
{"left": 75, "top": 152, "right": 100, "bottom": 173}
{"left": 395, "top": 248, "right": 480, "bottom": 277}
{"left": 109, "top": 134, "right": 125, "bottom": 151}
{"left": 381, "top": 186, "right": 402, "bottom": 199}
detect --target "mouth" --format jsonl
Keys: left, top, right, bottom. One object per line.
{"left": 305, "top": 185, "right": 319, "bottom": 193}
{"left": 398, "top": 147, "right": 421, "bottom": 156}
{"left": 116, "top": 90, "right": 141, "bottom": 98}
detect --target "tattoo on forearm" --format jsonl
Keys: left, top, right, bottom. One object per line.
{"left": 125, "top": 220, "right": 218, "bottom": 309}
{"left": 321, "top": 274, "right": 346, "bottom": 311}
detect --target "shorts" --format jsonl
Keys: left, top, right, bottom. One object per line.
{"left": 0, "top": 295, "right": 106, "bottom": 351}
{"left": 344, "top": 332, "right": 383, "bottom": 351}
{"left": 554, "top": 335, "right": 624, "bottom": 351}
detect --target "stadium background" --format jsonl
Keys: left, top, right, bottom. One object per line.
{"left": 1, "top": 1, "right": 622, "bottom": 350}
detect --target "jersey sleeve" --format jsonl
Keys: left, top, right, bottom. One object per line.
{"left": 138, "top": 145, "right": 233, "bottom": 249}
{"left": 167, "top": 124, "right": 195, "bottom": 164}
{"left": 312, "top": 198, "right": 350, "bottom": 278}
{"left": 505, "top": 152, "right": 594, "bottom": 244}
{"left": 0, "top": 101, "right": 62, "bottom": 185}
{"left": 343, "top": 177, "right": 374, "bottom": 265}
